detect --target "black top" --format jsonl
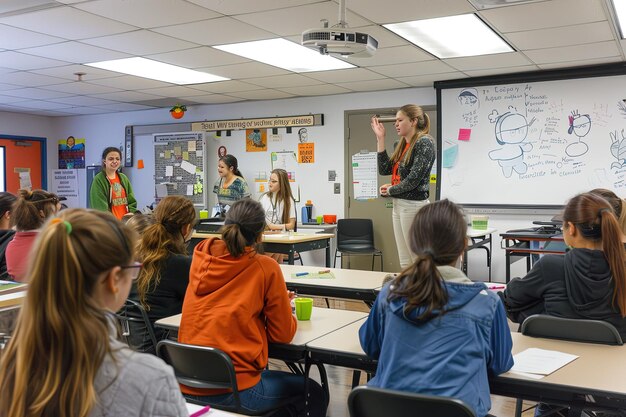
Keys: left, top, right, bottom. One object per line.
{"left": 499, "top": 248, "right": 626, "bottom": 339}
{"left": 130, "top": 253, "right": 191, "bottom": 323}
{"left": 0, "top": 230, "right": 15, "bottom": 280}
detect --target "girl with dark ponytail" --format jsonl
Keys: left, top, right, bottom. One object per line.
{"left": 359, "top": 199, "right": 513, "bottom": 417}
{"left": 179, "top": 199, "right": 326, "bottom": 417}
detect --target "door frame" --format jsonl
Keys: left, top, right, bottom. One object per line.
{"left": 0, "top": 134, "right": 48, "bottom": 190}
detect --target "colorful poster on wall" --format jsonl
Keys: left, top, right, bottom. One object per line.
{"left": 245, "top": 129, "right": 267, "bottom": 152}
{"left": 298, "top": 142, "right": 314, "bottom": 163}
{"left": 58, "top": 136, "right": 85, "bottom": 169}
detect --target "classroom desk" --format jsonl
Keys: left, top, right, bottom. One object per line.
{"left": 500, "top": 230, "right": 565, "bottom": 283}
{"left": 463, "top": 227, "right": 496, "bottom": 282}
{"left": 281, "top": 264, "right": 384, "bottom": 304}
{"left": 0, "top": 290, "right": 26, "bottom": 309}
{"left": 191, "top": 232, "right": 335, "bottom": 267}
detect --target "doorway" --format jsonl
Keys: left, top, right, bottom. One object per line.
{"left": 343, "top": 107, "right": 437, "bottom": 272}
{"left": 0, "top": 135, "right": 46, "bottom": 193}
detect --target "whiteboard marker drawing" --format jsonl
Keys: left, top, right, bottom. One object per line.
{"left": 488, "top": 107, "right": 535, "bottom": 178}
{"left": 458, "top": 88, "right": 480, "bottom": 127}
{"left": 610, "top": 129, "right": 626, "bottom": 169}
{"left": 566, "top": 110, "right": 590, "bottom": 157}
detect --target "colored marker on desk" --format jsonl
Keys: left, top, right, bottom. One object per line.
{"left": 318, "top": 269, "right": 331, "bottom": 274}
{"left": 189, "top": 405, "right": 211, "bottom": 417}
{"left": 295, "top": 272, "right": 309, "bottom": 277}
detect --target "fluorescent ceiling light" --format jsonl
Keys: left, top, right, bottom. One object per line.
{"left": 214, "top": 38, "right": 354, "bottom": 72}
{"left": 85, "top": 57, "right": 228, "bottom": 85}
{"left": 384, "top": 14, "right": 513, "bottom": 59}
{"left": 612, "top": 0, "right": 626, "bottom": 38}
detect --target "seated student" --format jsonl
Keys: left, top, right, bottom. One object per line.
{"left": 0, "top": 192, "right": 17, "bottom": 280}
{"left": 122, "top": 212, "right": 155, "bottom": 258}
{"left": 259, "top": 169, "right": 296, "bottom": 231}
{"left": 359, "top": 199, "right": 513, "bottom": 417}
{"left": 500, "top": 192, "right": 626, "bottom": 337}
{"left": 129, "top": 196, "right": 195, "bottom": 353}
{"left": 6, "top": 189, "right": 61, "bottom": 282}
{"left": 0, "top": 209, "right": 187, "bottom": 416}
{"left": 179, "top": 199, "right": 326, "bottom": 417}
{"left": 589, "top": 188, "right": 626, "bottom": 240}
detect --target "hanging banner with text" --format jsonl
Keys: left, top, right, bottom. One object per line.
{"left": 298, "top": 143, "right": 315, "bottom": 163}
{"left": 192, "top": 114, "right": 323, "bottom": 132}
{"left": 51, "top": 169, "right": 79, "bottom": 208}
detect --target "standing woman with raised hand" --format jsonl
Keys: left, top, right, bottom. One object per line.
{"left": 130, "top": 195, "right": 196, "bottom": 352}
{"left": 90, "top": 146, "right": 137, "bottom": 220}
{"left": 213, "top": 154, "right": 250, "bottom": 215}
{"left": 0, "top": 209, "right": 187, "bottom": 417}
{"left": 371, "top": 105, "right": 435, "bottom": 268}
{"left": 5, "top": 189, "right": 61, "bottom": 282}
{"left": 259, "top": 168, "right": 296, "bottom": 231}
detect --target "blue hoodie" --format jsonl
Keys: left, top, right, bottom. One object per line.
{"left": 359, "top": 266, "right": 513, "bottom": 417}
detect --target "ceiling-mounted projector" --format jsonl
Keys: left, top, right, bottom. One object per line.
{"left": 301, "top": 0, "right": 378, "bottom": 58}
{"left": 302, "top": 28, "right": 378, "bottom": 58}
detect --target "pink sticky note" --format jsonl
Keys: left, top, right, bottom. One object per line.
{"left": 458, "top": 128, "right": 471, "bottom": 141}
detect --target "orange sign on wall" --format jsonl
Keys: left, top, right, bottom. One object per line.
{"left": 298, "top": 143, "right": 314, "bottom": 163}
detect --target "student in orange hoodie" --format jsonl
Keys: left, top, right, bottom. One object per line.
{"left": 179, "top": 198, "right": 326, "bottom": 417}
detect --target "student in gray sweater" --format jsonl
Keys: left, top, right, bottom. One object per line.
{"left": 0, "top": 209, "right": 187, "bottom": 417}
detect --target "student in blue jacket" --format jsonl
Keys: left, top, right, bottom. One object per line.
{"left": 359, "top": 199, "right": 513, "bottom": 417}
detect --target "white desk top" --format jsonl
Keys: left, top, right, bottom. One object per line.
{"left": 467, "top": 227, "right": 497, "bottom": 238}
{"left": 281, "top": 264, "right": 385, "bottom": 291}
{"left": 186, "top": 402, "right": 243, "bottom": 416}
{"left": 155, "top": 307, "right": 367, "bottom": 347}
{"left": 306, "top": 318, "right": 366, "bottom": 353}
{"left": 0, "top": 291, "right": 26, "bottom": 308}
{"left": 192, "top": 232, "right": 335, "bottom": 244}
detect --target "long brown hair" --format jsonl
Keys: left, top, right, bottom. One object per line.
{"left": 136, "top": 196, "right": 195, "bottom": 308}
{"left": 11, "top": 189, "right": 58, "bottom": 231}
{"left": 0, "top": 209, "right": 136, "bottom": 417}
{"left": 265, "top": 169, "right": 294, "bottom": 225}
{"left": 389, "top": 104, "right": 431, "bottom": 166}
{"left": 389, "top": 199, "right": 467, "bottom": 320}
{"left": 589, "top": 188, "right": 626, "bottom": 235}
{"left": 563, "top": 192, "right": 626, "bottom": 316}
{"left": 220, "top": 199, "right": 266, "bottom": 258}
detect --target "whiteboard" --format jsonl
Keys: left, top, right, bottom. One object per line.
{"left": 437, "top": 71, "right": 626, "bottom": 207}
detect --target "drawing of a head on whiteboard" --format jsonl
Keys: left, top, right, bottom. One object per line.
{"left": 458, "top": 88, "right": 479, "bottom": 108}
{"left": 488, "top": 108, "right": 535, "bottom": 178}
{"left": 566, "top": 110, "right": 590, "bottom": 157}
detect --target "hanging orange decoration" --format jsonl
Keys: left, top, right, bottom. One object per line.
{"left": 170, "top": 104, "right": 187, "bottom": 119}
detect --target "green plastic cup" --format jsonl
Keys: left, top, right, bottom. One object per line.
{"left": 295, "top": 298, "right": 313, "bottom": 321}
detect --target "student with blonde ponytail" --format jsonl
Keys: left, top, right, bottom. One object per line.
{"left": 359, "top": 199, "right": 513, "bottom": 417}
{"left": 371, "top": 104, "right": 436, "bottom": 267}
{"left": 130, "top": 195, "right": 195, "bottom": 352}
{"left": 0, "top": 209, "right": 186, "bottom": 417}
{"left": 179, "top": 199, "right": 326, "bottom": 417}
{"left": 501, "top": 192, "right": 626, "bottom": 336}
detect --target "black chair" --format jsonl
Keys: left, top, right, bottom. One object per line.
{"left": 334, "top": 219, "right": 383, "bottom": 271}
{"left": 156, "top": 340, "right": 297, "bottom": 416}
{"left": 514, "top": 314, "right": 624, "bottom": 417}
{"left": 116, "top": 299, "right": 158, "bottom": 354}
{"left": 348, "top": 385, "right": 476, "bottom": 417}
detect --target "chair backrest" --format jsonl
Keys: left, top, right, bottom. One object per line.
{"left": 348, "top": 386, "right": 476, "bottom": 417}
{"left": 337, "top": 219, "right": 375, "bottom": 251}
{"left": 521, "top": 314, "right": 623, "bottom": 345}
{"left": 116, "top": 299, "right": 158, "bottom": 353}
{"left": 156, "top": 340, "right": 241, "bottom": 409}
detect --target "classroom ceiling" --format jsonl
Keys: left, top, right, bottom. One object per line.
{"left": 0, "top": 0, "right": 623, "bottom": 117}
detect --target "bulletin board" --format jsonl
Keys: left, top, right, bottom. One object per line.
{"left": 153, "top": 132, "right": 208, "bottom": 207}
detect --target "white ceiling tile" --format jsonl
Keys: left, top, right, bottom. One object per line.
{"left": 1, "top": 87, "right": 74, "bottom": 100}
{"left": 137, "top": 86, "right": 213, "bottom": 97}
{"left": 335, "top": 78, "right": 410, "bottom": 91}
{"left": 0, "top": 51, "right": 68, "bottom": 70}
{"left": 1, "top": 71, "right": 70, "bottom": 87}
{"left": 187, "top": 0, "right": 317, "bottom": 15}
{"left": 463, "top": 65, "right": 541, "bottom": 77}
{"left": 396, "top": 72, "right": 467, "bottom": 87}
{"left": 59, "top": 106, "right": 112, "bottom": 115}
{"left": 348, "top": 0, "right": 474, "bottom": 24}
{"left": 199, "top": 62, "right": 291, "bottom": 79}
{"left": 243, "top": 74, "right": 323, "bottom": 89}
{"left": 7, "top": 108, "right": 74, "bottom": 116}
{"left": 188, "top": 80, "right": 263, "bottom": 94}
{"left": 152, "top": 17, "right": 274, "bottom": 46}
{"left": 81, "top": 30, "right": 199, "bottom": 55}
{"left": 369, "top": 60, "right": 457, "bottom": 78}
{"left": 537, "top": 57, "right": 623, "bottom": 70}
{"left": 278, "top": 84, "right": 352, "bottom": 96}
{"left": 8, "top": 99, "right": 73, "bottom": 110}
{"left": 506, "top": 22, "right": 615, "bottom": 50}
{"left": 0, "top": 24, "right": 64, "bottom": 49}
{"left": 94, "top": 103, "right": 158, "bottom": 111}
{"left": 147, "top": 47, "right": 249, "bottom": 69}
{"left": 41, "top": 82, "right": 123, "bottom": 95}
{"left": 480, "top": 0, "right": 607, "bottom": 32}
{"left": 0, "top": 82, "right": 22, "bottom": 91}
{"left": 525, "top": 41, "right": 620, "bottom": 64}
{"left": 182, "top": 94, "right": 244, "bottom": 104}
{"left": 86, "top": 75, "right": 171, "bottom": 90}
{"left": 48, "top": 96, "right": 119, "bottom": 106}
{"left": 92, "top": 90, "right": 167, "bottom": 102}
{"left": 305, "top": 68, "right": 384, "bottom": 83}
{"left": 20, "top": 41, "right": 129, "bottom": 64}
{"left": 228, "top": 89, "right": 296, "bottom": 100}
{"left": 75, "top": 0, "right": 221, "bottom": 28}
{"left": 0, "top": 94, "right": 31, "bottom": 104}
{"left": 444, "top": 52, "right": 532, "bottom": 71}
{"left": 233, "top": 3, "right": 371, "bottom": 37}
{"left": 0, "top": 7, "right": 137, "bottom": 39}
{"left": 346, "top": 45, "right": 433, "bottom": 67}
{"left": 30, "top": 64, "right": 120, "bottom": 80}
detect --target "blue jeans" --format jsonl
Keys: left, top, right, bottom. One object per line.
{"left": 186, "top": 370, "right": 326, "bottom": 417}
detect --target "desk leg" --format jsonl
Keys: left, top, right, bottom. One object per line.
{"left": 462, "top": 249, "right": 468, "bottom": 275}
{"left": 288, "top": 249, "right": 294, "bottom": 265}
{"left": 506, "top": 250, "right": 511, "bottom": 284}
{"left": 488, "top": 234, "right": 492, "bottom": 282}
{"left": 325, "top": 245, "right": 330, "bottom": 268}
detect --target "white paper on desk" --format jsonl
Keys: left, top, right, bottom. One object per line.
{"left": 165, "top": 165, "right": 173, "bottom": 176}
{"left": 181, "top": 160, "right": 196, "bottom": 175}
{"left": 511, "top": 348, "right": 578, "bottom": 375}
